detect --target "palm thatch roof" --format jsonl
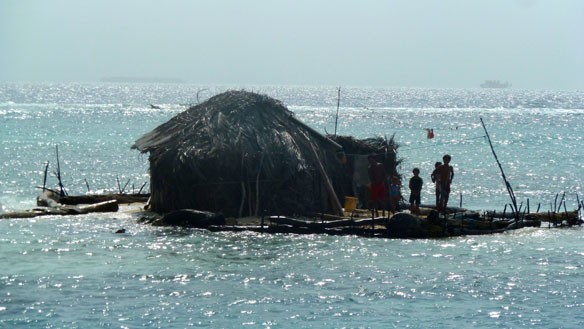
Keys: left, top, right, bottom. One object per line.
{"left": 329, "top": 134, "right": 401, "bottom": 177}
{"left": 132, "top": 90, "right": 344, "bottom": 217}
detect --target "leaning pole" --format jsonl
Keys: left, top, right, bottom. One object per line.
{"left": 479, "top": 117, "right": 520, "bottom": 223}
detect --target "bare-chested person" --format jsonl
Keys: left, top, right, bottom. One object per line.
{"left": 437, "top": 154, "right": 454, "bottom": 213}
{"left": 430, "top": 161, "right": 442, "bottom": 208}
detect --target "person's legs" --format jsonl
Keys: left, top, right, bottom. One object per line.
{"left": 414, "top": 195, "right": 421, "bottom": 215}
{"left": 370, "top": 184, "right": 385, "bottom": 217}
{"left": 439, "top": 185, "right": 450, "bottom": 213}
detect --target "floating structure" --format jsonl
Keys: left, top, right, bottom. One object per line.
{"left": 128, "top": 90, "right": 581, "bottom": 237}
{"left": 3, "top": 90, "right": 582, "bottom": 238}
{"left": 139, "top": 202, "right": 582, "bottom": 239}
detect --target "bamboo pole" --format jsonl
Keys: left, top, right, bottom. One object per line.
{"left": 308, "top": 141, "right": 343, "bottom": 216}
{"left": 137, "top": 182, "right": 147, "bottom": 194}
{"left": 55, "top": 145, "right": 66, "bottom": 197}
{"left": 479, "top": 117, "right": 519, "bottom": 222}
{"left": 254, "top": 152, "right": 265, "bottom": 217}
{"left": 121, "top": 179, "right": 130, "bottom": 194}
{"left": 42, "top": 161, "right": 49, "bottom": 192}
{"left": 558, "top": 192, "right": 566, "bottom": 213}
{"left": 239, "top": 153, "right": 246, "bottom": 218}
{"left": 333, "top": 87, "right": 341, "bottom": 136}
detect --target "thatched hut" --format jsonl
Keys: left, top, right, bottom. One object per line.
{"left": 132, "top": 90, "right": 345, "bottom": 217}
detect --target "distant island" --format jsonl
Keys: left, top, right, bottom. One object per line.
{"left": 100, "top": 76, "right": 184, "bottom": 83}
{"left": 480, "top": 80, "right": 511, "bottom": 88}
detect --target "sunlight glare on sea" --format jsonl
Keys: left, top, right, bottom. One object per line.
{"left": 0, "top": 83, "right": 583, "bottom": 328}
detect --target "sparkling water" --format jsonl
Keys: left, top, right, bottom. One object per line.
{"left": 1, "top": 83, "right": 583, "bottom": 328}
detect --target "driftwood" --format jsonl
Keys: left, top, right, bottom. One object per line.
{"left": 0, "top": 190, "right": 121, "bottom": 219}
{"left": 506, "top": 219, "right": 542, "bottom": 229}
{"left": 0, "top": 200, "right": 119, "bottom": 219}
{"left": 527, "top": 211, "right": 581, "bottom": 226}
{"left": 1, "top": 210, "right": 49, "bottom": 219}
{"left": 58, "top": 193, "right": 149, "bottom": 205}
{"left": 445, "top": 211, "right": 481, "bottom": 220}
{"left": 205, "top": 224, "right": 389, "bottom": 237}
{"left": 484, "top": 211, "right": 520, "bottom": 219}
{"left": 35, "top": 187, "right": 149, "bottom": 206}
{"left": 77, "top": 200, "right": 119, "bottom": 213}
{"left": 446, "top": 227, "right": 507, "bottom": 236}
{"left": 269, "top": 215, "right": 387, "bottom": 229}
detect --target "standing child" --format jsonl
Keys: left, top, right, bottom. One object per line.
{"left": 430, "top": 161, "right": 442, "bottom": 208}
{"left": 389, "top": 176, "right": 402, "bottom": 214}
{"left": 409, "top": 168, "right": 423, "bottom": 215}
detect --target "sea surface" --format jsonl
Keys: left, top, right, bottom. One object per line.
{"left": 0, "top": 83, "right": 583, "bottom": 328}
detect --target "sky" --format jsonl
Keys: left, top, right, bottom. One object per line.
{"left": 1, "top": 0, "right": 583, "bottom": 89}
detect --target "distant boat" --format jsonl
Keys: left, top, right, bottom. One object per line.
{"left": 100, "top": 76, "right": 184, "bottom": 84}
{"left": 480, "top": 80, "right": 511, "bottom": 88}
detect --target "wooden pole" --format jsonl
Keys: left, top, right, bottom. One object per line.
{"left": 42, "top": 161, "right": 50, "bottom": 192}
{"left": 308, "top": 141, "right": 343, "bottom": 216}
{"left": 138, "top": 182, "right": 147, "bottom": 194}
{"left": 239, "top": 154, "right": 246, "bottom": 218}
{"left": 479, "top": 117, "right": 519, "bottom": 222}
{"left": 55, "top": 145, "right": 66, "bottom": 197}
{"left": 121, "top": 179, "right": 130, "bottom": 194}
{"left": 333, "top": 87, "right": 341, "bottom": 136}
{"left": 558, "top": 192, "right": 566, "bottom": 212}
{"left": 254, "top": 152, "right": 265, "bottom": 217}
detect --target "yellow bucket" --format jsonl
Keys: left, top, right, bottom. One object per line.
{"left": 344, "top": 196, "right": 358, "bottom": 212}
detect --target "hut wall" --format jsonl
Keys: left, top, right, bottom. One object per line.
{"left": 147, "top": 141, "right": 339, "bottom": 218}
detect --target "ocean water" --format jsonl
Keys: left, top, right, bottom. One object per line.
{"left": 1, "top": 83, "right": 583, "bottom": 328}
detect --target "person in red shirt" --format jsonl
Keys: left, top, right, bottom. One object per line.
{"left": 367, "top": 154, "right": 387, "bottom": 216}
